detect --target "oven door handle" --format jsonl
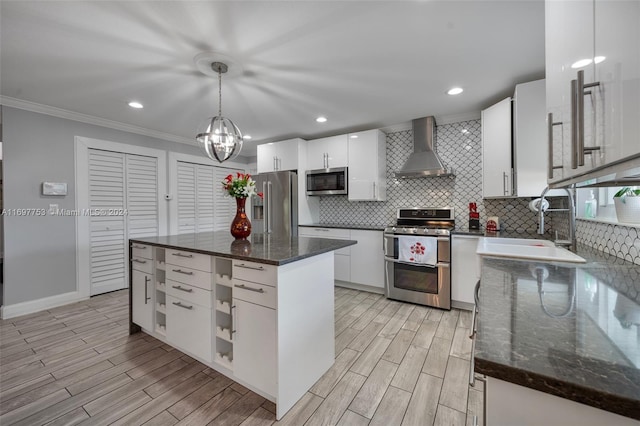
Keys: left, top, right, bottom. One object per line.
{"left": 383, "top": 233, "right": 450, "bottom": 243}
{"left": 384, "top": 257, "right": 449, "bottom": 269}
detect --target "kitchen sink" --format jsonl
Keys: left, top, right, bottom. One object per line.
{"left": 476, "top": 237, "right": 586, "bottom": 264}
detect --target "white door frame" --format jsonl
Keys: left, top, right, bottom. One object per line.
{"left": 167, "top": 152, "right": 247, "bottom": 235}
{"left": 75, "top": 136, "right": 168, "bottom": 298}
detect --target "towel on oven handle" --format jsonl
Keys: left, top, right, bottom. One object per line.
{"left": 398, "top": 235, "right": 437, "bottom": 266}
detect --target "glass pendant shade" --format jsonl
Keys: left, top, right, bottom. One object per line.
{"left": 196, "top": 115, "right": 243, "bottom": 163}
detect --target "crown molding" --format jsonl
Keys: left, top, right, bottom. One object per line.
{"left": 0, "top": 96, "right": 195, "bottom": 146}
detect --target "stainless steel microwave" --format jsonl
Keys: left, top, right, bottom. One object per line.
{"left": 306, "top": 167, "right": 348, "bottom": 196}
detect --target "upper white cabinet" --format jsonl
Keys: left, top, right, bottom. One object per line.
{"left": 482, "top": 97, "right": 513, "bottom": 198}
{"left": 545, "top": 0, "right": 640, "bottom": 184}
{"left": 594, "top": 0, "right": 640, "bottom": 163}
{"left": 307, "top": 135, "right": 348, "bottom": 170}
{"left": 256, "top": 138, "right": 301, "bottom": 173}
{"left": 347, "top": 130, "right": 387, "bottom": 201}
{"left": 483, "top": 80, "right": 556, "bottom": 198}
{"left": 513, "top": 79, "right": 550, "bottom": 197}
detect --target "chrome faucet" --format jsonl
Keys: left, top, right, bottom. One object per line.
{"left": 537, "top": 186, "right": 577, "bottom": 252}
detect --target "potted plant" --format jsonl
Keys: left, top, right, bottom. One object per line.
{"left": 613, "top": 187, "right": 640, "bottom": 224}
{"left": 222, "top": 173, "right": 263, "bottom": 239}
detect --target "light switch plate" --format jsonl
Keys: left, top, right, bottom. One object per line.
{"left": 42, "top": 182, "right": 67, "bottom": 196}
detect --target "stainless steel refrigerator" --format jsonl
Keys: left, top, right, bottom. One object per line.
{"left": 251, "top": 171, "right": 298, "bottom": 237}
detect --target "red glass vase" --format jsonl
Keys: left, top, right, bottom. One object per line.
{"left": 230, "top": 197, "right": 251, "bottom": 239}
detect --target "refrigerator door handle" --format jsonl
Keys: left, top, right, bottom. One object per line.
{"left": 267, "top": 181, "right": 273, "bottom": 233}
{"left": 262, "top": 181, "right": 268, "bottom": 233}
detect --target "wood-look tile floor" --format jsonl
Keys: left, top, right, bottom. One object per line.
{"left": 0, "top": 287, "right": 483, "bottom": 426}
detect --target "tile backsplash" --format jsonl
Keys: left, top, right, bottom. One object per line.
{"left": 577, "top": 220, "right": 640, "bottom": 266}
{"left": 319, "top": 120, "right": 542, "bottom": 232}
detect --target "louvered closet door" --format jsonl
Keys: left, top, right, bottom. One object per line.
{"left": 176, "top": 162, "right": 216, "bottom": 234}
{"left": 177, "top": 162, "right": 197, "bottom": 234}
{"left": 126, "top": 154, "right": 159, "bottom": 239}
{"left": 195, "top": 165, "right": 215, "bottom": 232}
{"left": 88, "top": 150, "right": 127, "bottom": 295}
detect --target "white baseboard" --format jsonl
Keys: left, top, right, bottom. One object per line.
{"left": 1, "top": 291, "right": 88, "bottom": 319}
{"left": 335, "top": 281, "right": 385, "bottom": 295}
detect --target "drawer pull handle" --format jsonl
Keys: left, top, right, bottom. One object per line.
{"left": 172, "top": 269, "right": 193, "bottom": 275}
{"left": 133, "top": 245, "right": 147, "bottom": 249}
{"left": 172, "top": 253, "right": 194, "bottom": 258}
{"left": 132, "top": 259, "right": 147, "bottom": 264}
{"left": 236, "top": 264, "right": 265, "bottom": 271}
{"left": 234, "top": 284, "right": 265, "bottom": 293}
{"left": 172, "top": 301, "right": 193, "bottom": 310}
{"left": 172, "top": 285, "right": 193, "bottom": 293}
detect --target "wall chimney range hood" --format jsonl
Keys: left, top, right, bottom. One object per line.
{"left": 395, "top": 116, "right": 454, "bottom": 179}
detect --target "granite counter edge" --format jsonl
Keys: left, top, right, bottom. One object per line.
{"left": 129, "top": 238, "right": 357, "bottom": 266}
{"left": 475, "top": 357, "right": 640, "bottom": 421}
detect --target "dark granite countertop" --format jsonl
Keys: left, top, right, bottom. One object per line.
{"left": 130, "top": 232, "right": 357, "bottom": 266}
{"left": 476, "top": 247, "right": 640, "bottom": 420}
{"left": 299, "top": 223, "right": 386, "bottom": 231}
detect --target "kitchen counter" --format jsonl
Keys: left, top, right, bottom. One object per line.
{"left": 476, "top": 247, "right": 640, "bottom": 421}
{"left": 299, "top": 223, "right": 386, "bottom": 231}
{"left": 130, "top": 231, "right": 356, "bottom": 266}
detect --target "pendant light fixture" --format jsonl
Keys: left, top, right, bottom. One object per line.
{"left": 196, "top": 62, "right": 243, "bottom": 162}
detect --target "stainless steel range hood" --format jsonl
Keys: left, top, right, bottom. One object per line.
{"left": 395, "top": 116, "right": 454, "bottom": 178}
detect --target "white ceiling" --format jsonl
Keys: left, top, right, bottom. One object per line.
{"left": 0, "top": 1, "right": 545, "bottom": 157}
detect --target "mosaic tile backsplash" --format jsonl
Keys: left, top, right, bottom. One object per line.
{"left": 577, "top": 220, "right": 640, "bottom": 266}
{"left": 319, "top": 120, "right": 544, "bottom": 232}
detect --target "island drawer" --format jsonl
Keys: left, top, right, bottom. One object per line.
{"left": 131, "top": 257, "right": 153, "bottom": 274}
{"left": 131, "top": 243, "right": 153, "bottom": 260}
{"left": 166, "top": 280, "right": 212, "bottom": 309}
{"left": 166, "top": 250, "right": 212, "bottom": 272}
{"left": 166, "top": 295, "right": 212, "bottom": 362}
{"left": 232, "top": 279, "right": 277, "bottom": 309}
{"left": 166, "top": 265, "right": 213, "bottom": 291}
{"left": 232, "top": 260, "right": 277, "bottom": 286}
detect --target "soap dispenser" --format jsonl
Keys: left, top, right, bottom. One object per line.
{"left": 585, "top": 190, "right": 597, "bottom": 219}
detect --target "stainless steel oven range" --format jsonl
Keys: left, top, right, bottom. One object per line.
{"left": 384, "top": 207, "right": 453, "bottom": 310}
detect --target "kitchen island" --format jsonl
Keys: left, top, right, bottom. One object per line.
{"left": 474, "top": 247, "right": 640, "bottom": 425}
{"left": 128, "top": 231, "right": 356, "bottom": 420}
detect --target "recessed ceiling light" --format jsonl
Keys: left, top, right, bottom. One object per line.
{"left": 316, "top": 116, "right": 327, "bottom": 123}
{"left": 447, "top": 87, "right": 463, "bottom": 95}
{"left": 594, "top": 56, "right": 606, "bottom": 64}
{"left": 128, "top": 101, "right": 143, "bottom": 109}
{"left": 350, "top": 135, "right": 358, "bottom": 139}
{"left": 571, "top": 58, "right": 592, "bottom": 69}
{"left": 243, "top": 135, "right": 252, "bottom": 140}
{"left": 267, "top": 142, "right": 274, "bottom": 145}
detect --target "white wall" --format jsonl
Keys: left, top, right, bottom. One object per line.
{"left": 2, "top": 106, "right": 250, "bottom": 306}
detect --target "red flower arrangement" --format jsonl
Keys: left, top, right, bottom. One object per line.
{"left": 222, "top": 172, "right": 264, "bottom": 199}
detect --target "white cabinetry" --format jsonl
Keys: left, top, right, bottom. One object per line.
{"left": 131, "top": 269, "right": 153, "bottom": 330}
{"left": 482, "top": 98, "right": 513, "bottom": 198}
{"left": 545, "top": 0, "right": 640, "bottom": 184}
{"left": 348, "top": 130, "right": 387, "bottom": 201}
{"left": 486, "top": 376, "right": 639, "bottom": 426}
{"left": 298, "top": 227, "right": 351, "bottom": 282}
{"left": 349, "top": 230, "right": 384, "bottom": 289}
{"left": 298, "top": 226, "right": 384, "bottom": 291}
{"left": 307, "top": 135, "right": 348, "bottom": 170}
{"left": 232, "top": 298, "right": 276, "bottom": 396}
{"left": 513, "top": 79, "right": 550, "bottom": 197}
{"left": 451, "top": 235, "right": 481, "bottom": 309}
{"left": 256, "top": 138, "right": 301, "bottom": 173}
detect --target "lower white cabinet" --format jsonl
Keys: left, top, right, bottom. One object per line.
{"left": 132, "top": 269, "right": 153, "bottom": 330}
{"left": 349, "top": 230, "right": 384, "bottom": 288}
{"left": 298, "top": 227, "right": 384, "bottom": 290}
{"left": 232, "top": 298, "right": 276, "bottom": 396}
{"left": 166, "top": 294, "right": 212, "bottom": 362}
{"left": 486, "top": 377, "right": 639, "bottom": 426}
{"left": 451, "top": 235, "right": 481, "bottom": 309}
